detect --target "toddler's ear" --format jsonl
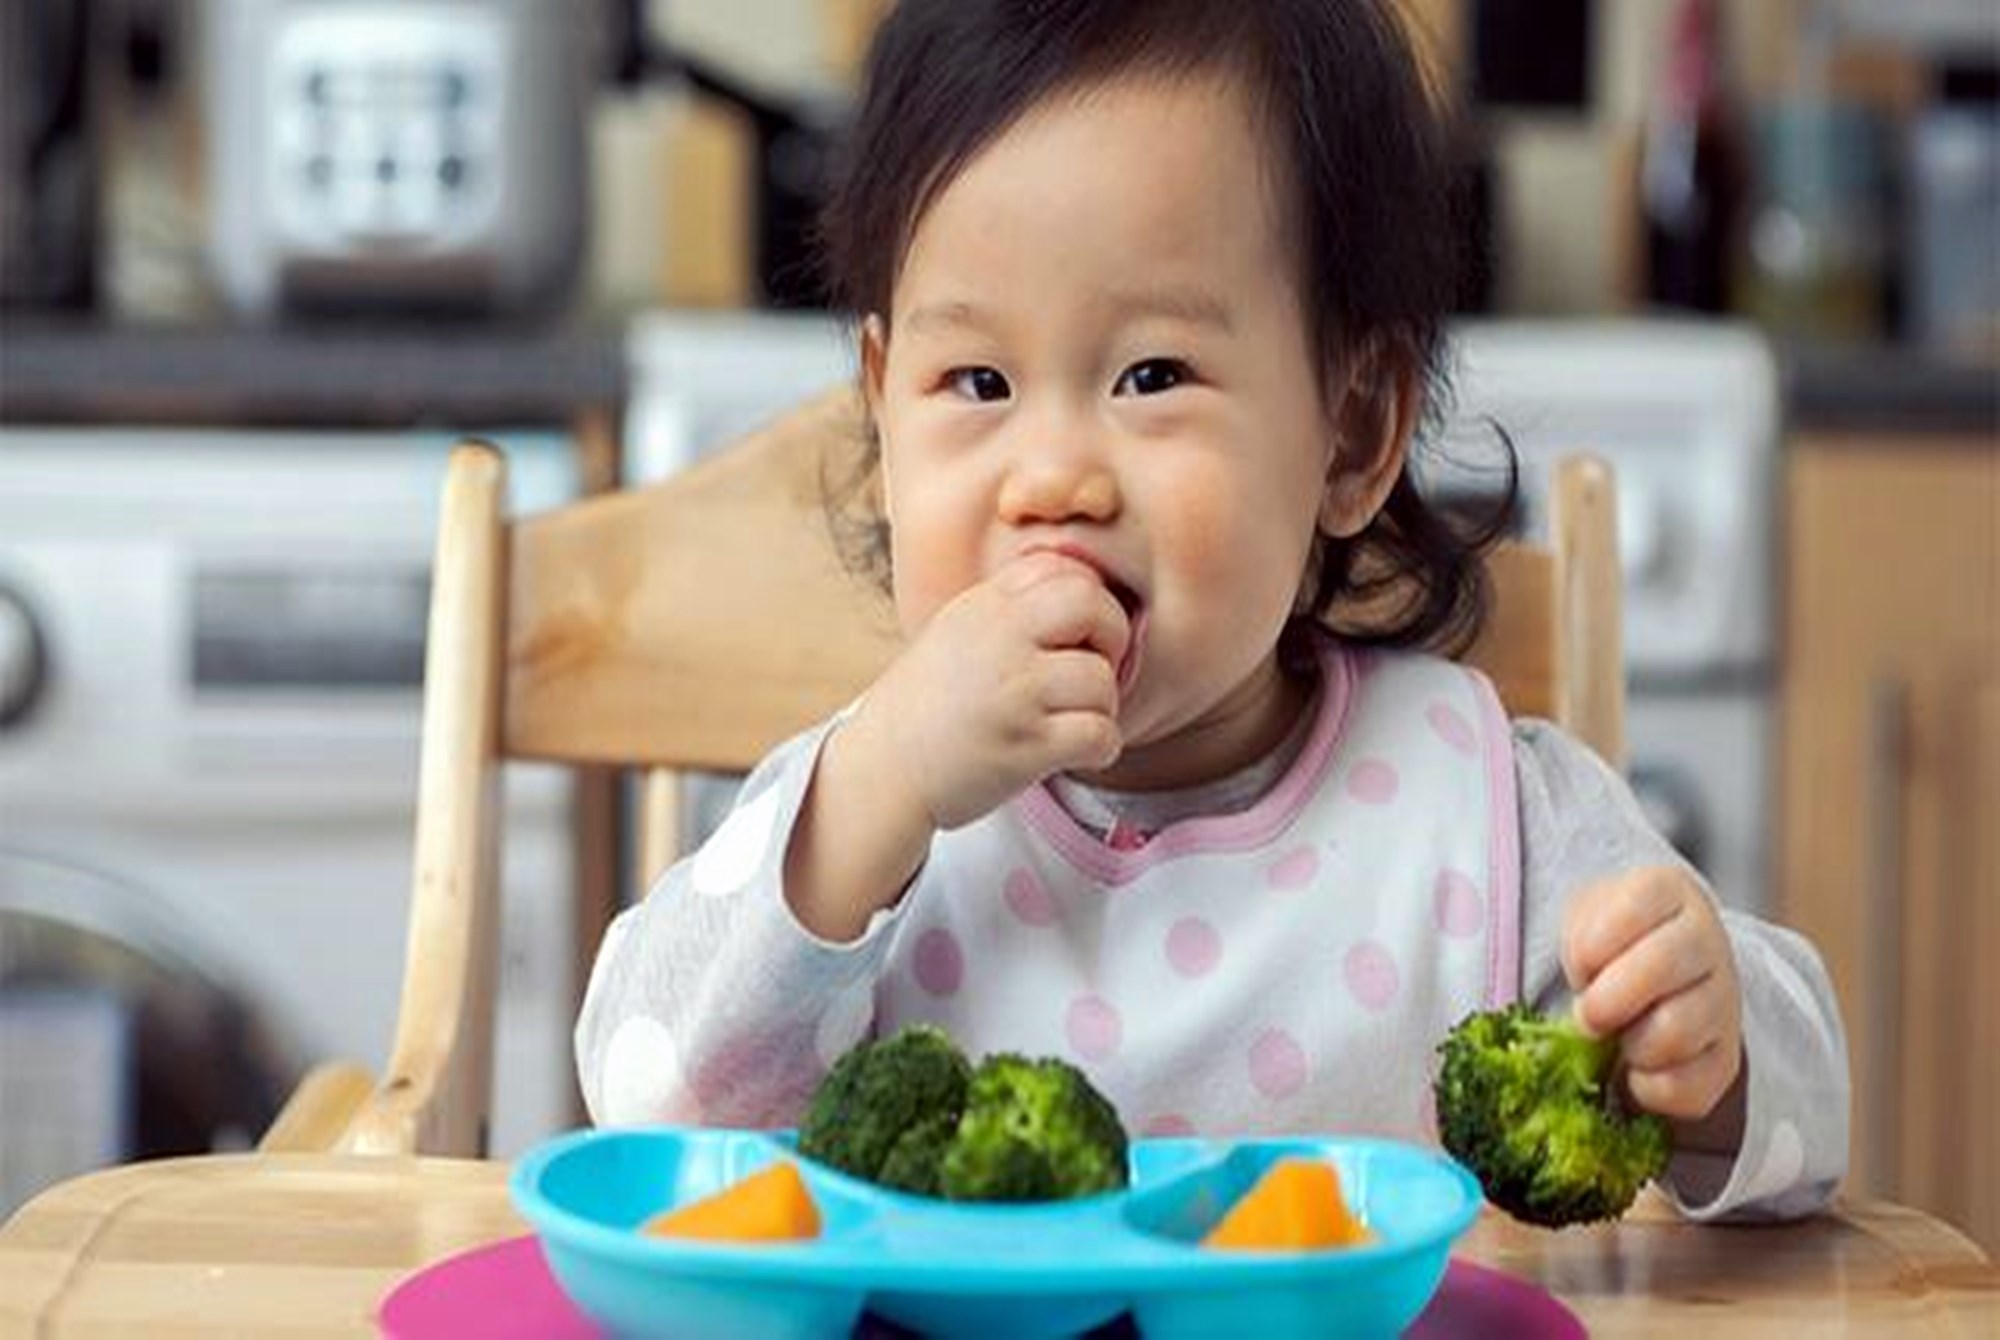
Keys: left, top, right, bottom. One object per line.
{"left": 860, "top": 315, "right": 889, "bottom": 419}
{"left": 1318, "top": 344, "right": 1417, "bottom": 538}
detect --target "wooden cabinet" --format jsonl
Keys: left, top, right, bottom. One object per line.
{"left": 1780, "top": 437, "right": 1999, "bottom": 1257}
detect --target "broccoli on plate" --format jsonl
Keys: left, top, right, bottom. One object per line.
{"left": 940, "top": 1053, "right": 1130, "bottom": 1202}
{"left": 797, "top": 1026, "right": 1129, "bottom": 1202}
{"left": 1433, "top": 1004, "right": 1672, "bottom": 1228}
{"left": 797, "top": 1024, "right": 971, "bottom": 1184}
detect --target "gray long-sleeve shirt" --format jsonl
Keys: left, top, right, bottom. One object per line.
{"left": 577, "top": 712, "right": 1849, "bottom": 1222}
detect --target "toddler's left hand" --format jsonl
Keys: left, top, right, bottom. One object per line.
{"left": 1561, "top": 867, "right": 1743, "bottom": 1124}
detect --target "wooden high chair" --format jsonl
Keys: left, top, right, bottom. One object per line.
{"left": 255, "top": 387, "right": 1623, "bottom": 1159}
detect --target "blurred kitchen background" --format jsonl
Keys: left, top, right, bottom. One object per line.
{"left": 1, "top": 0, "right": 1994, "bottom": 1252}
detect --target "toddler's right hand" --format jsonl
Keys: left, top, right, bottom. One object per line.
{"left": 860, "top": 550, "right": 1132, "bottom": 830}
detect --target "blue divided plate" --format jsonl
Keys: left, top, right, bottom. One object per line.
{"left": 510, "top": 1127, "right": 1482, "bottom": 1340}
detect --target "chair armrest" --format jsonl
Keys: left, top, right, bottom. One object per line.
{"left": 337, "top": 442, "right": 509, "bottom": 1160}
{"left": 257, "top": 1061, "right": 377, "bottom": 1154}
{"left": 338, "top": 1063, "right": 451, "bottom": 1157}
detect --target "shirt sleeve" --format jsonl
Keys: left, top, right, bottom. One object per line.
{"left": 573, "top": 714, "right": 914, "bottom": 1129}
{"left": 1513, "top": 719, "right": 1851, "bottom": 1221}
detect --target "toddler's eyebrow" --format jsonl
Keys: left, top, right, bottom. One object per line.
{"left": 902, "top": 289, "right": 1235, "bottom": 337}
{"left": 1105, "top": 286, "right": 1236, "bottom": 334}
{"left": 902, "top": 299, "right": 993, "bottom": 337}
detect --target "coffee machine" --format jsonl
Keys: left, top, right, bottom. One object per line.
{"left": 201, "top": 0, "right": 590, "bottom": 319}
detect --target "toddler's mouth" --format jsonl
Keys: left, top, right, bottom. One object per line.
{"left": 1107, "top": 579, "right": 1145, "bottom": 694}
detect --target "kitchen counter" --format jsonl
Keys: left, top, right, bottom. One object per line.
{"left": 1783, "top": 342, "right": 1999, "bottom": 436}
{"left": 7, "top": 319, "right": 1992, "bottom": 439}
{"left": 0, "top": 318, "right": 626, "bottom": 428}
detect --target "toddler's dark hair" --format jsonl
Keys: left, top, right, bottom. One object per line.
{"left": 819, "top": 0, "right": 1517, "bottom": 656}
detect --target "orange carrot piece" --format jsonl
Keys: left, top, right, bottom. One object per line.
{"left": 640, "top": 1161, "right": 821, "bottom": 1243}
{"left": 1201, "top": 1157, "right": 1374, "bottom": 1251}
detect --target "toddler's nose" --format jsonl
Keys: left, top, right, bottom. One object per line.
{"left": 997, "top": 445, "right": 1120, "bottom": 525}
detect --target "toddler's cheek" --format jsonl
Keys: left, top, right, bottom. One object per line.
{"left": 889, "top": 563, "right": 964, "bottom": 636}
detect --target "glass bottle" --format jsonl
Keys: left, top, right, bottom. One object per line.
{"left": 1641, "top": 0, "right": 1745, "bottom": 313}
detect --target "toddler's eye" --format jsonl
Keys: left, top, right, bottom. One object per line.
{"left": 1115, "top": 359, "right": 1190, "bottom": 397}
{"left": 947, "top": 366, "right": 1011, "bottom": 402}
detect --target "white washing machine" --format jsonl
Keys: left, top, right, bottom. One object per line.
{"left": 0, "top": 426, "right": 580, "bottom": 1214}
{"left": 1439, "top": 319, "right": 1783, "bottom": 915}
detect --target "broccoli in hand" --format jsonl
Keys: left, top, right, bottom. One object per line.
{"left": 1434, "top": 1004, "right": 1671, "bottom": 1228}
{"left": 939, "top": 1053, "right": 1130, "bottom": 1202}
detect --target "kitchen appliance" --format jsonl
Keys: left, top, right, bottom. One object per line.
{"left": 1, "top": 852, "right": 295, "bottom": 1215}
{"left": 0, "top": 0, "right": 98, "bottom": 309}
{"left": 626, "top": 314, "right": 1782, "bottom": 916}
{"left": 201, "top": 0, "right": 589, "bottom": 318}
{"left": 0, "top": 425, "right": 583, "bottom": 1215}
{"left": 1437, "top": 320, "right": 1781, "bottom": 915}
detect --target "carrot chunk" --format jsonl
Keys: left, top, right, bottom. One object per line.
{"left": 640, "top": 1161, "right": 821, "bottom": 1242}
{"left": 1201, "top": 1157, "right": 1373, "bottom": 1251}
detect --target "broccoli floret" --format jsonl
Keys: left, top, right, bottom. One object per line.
{"left": 938, "top": 1054, "right": 1130, "bottom": 1202}
{"left": 797, "top": 1024, "right": 970, "bottom": 1183}
{"left": 797, "top": 1029, "right": 1131, "bottom": 1203}
{"left": 1434, "top": 1004, "right": 1672, "bottom": 1228}
{"left": 875, "top": 1111, "right": 959, "bottom": 1197}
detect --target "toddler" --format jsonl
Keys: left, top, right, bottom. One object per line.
{"left": 579, "top": 0, "right": 1847, "bottom": 1221}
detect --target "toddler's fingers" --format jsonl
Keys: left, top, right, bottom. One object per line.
{"left": 1042, "top": 708, "right": 1122, "bottom": 774}
{"left": 1561, "top": 868, "right": 1685, "bottom": 1003}
{"left": 1574, "top": 908, "right": 1709, "bottom": 1038}
{"left": 1004, "top": 553, "right": 1131, "bottom": 666}
{"left": 1613, "top": 975, "right": 1729, "bottom": 1072}
{"left": 1625, "top": 1038, "right": 1737, "bottom": 1122}
{"left": 1034, "top": 648, "right": 1120, "bottom": 715}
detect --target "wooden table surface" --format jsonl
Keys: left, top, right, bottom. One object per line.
{"left": 1, "top": 1153, "right": 1994, "bottom": 1337}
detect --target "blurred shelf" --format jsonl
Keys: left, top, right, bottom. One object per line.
{"left": 0, "top": 318, "right": 626, "bottom": 429}
{"left": 5, "top": 317, "right": 1991, "bottom": 441}
{"left": 1783, "top": 342, "right": 1999, "bottom": 438}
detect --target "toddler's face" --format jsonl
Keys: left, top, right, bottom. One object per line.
{"left": 866, "top": 72, "right": 1343, "bottom": 789}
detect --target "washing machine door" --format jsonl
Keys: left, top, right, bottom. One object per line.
{"left": 0, "top": 849, "right": 303, "bottom": 1217}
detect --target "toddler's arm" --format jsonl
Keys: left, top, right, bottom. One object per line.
{"left": 573, "top": 718, "right": 901, "bottom": 1128}
{"left": 1513, "top": 721, "right": 1850, "bottom": 1221}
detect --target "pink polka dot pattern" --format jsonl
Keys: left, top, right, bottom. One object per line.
{"left": 1425, "top": 700, "right": 1478, "bottom": 756}
{"left": 691, "top": 1026, "right": 821, "bottom": 1123}
{"left": 1143, "top": 1113, "right": 1196, "bottom": 1137}
{"left": 1343, "top": 940, "right": 1401, "bottom": 1012}
{"left": 1433, "top": 869, "right": 1485, "bottom": 938}
{"left": 1265, "top": 845, "right": 1319, "bottom": 890}
{"left": 1066, "top": 994, "right": 1123, "bottom": 1061}
{"left": 1345, "top": 758, "right": 1400, "bottom": 805}
{"left": 1248, "top": 1028, "right": 1307, "bottom": 1099}
{"left": 1165, "top": 917, "right": 1222, "bottom": 977}
{"left": 913, "top": 928, "right": 964, "bottom": 997}
{"left": 1003, "top": 868, "right": 1058, "bottom": 926}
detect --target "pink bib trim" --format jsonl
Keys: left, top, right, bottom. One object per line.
{"left": 1471, "top": 669, "right": 1522, "bottom": 1007}
{"left": 1017, "top": 641, "right": 1358, "bottom": 887}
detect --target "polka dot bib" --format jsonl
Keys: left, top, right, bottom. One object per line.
{"left": 875, "top": 641, "right": 1521, "bottom": 1144}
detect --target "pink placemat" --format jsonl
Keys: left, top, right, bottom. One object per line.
{"left": 1409, "top": 1258, "right": 1587, "bottom": 1338}
{"left": 377, "top": 1237, "right": 1584, "bottom": 1338}
{"left": 378, "top": 1236, "right": 594, "bottom": 1340}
